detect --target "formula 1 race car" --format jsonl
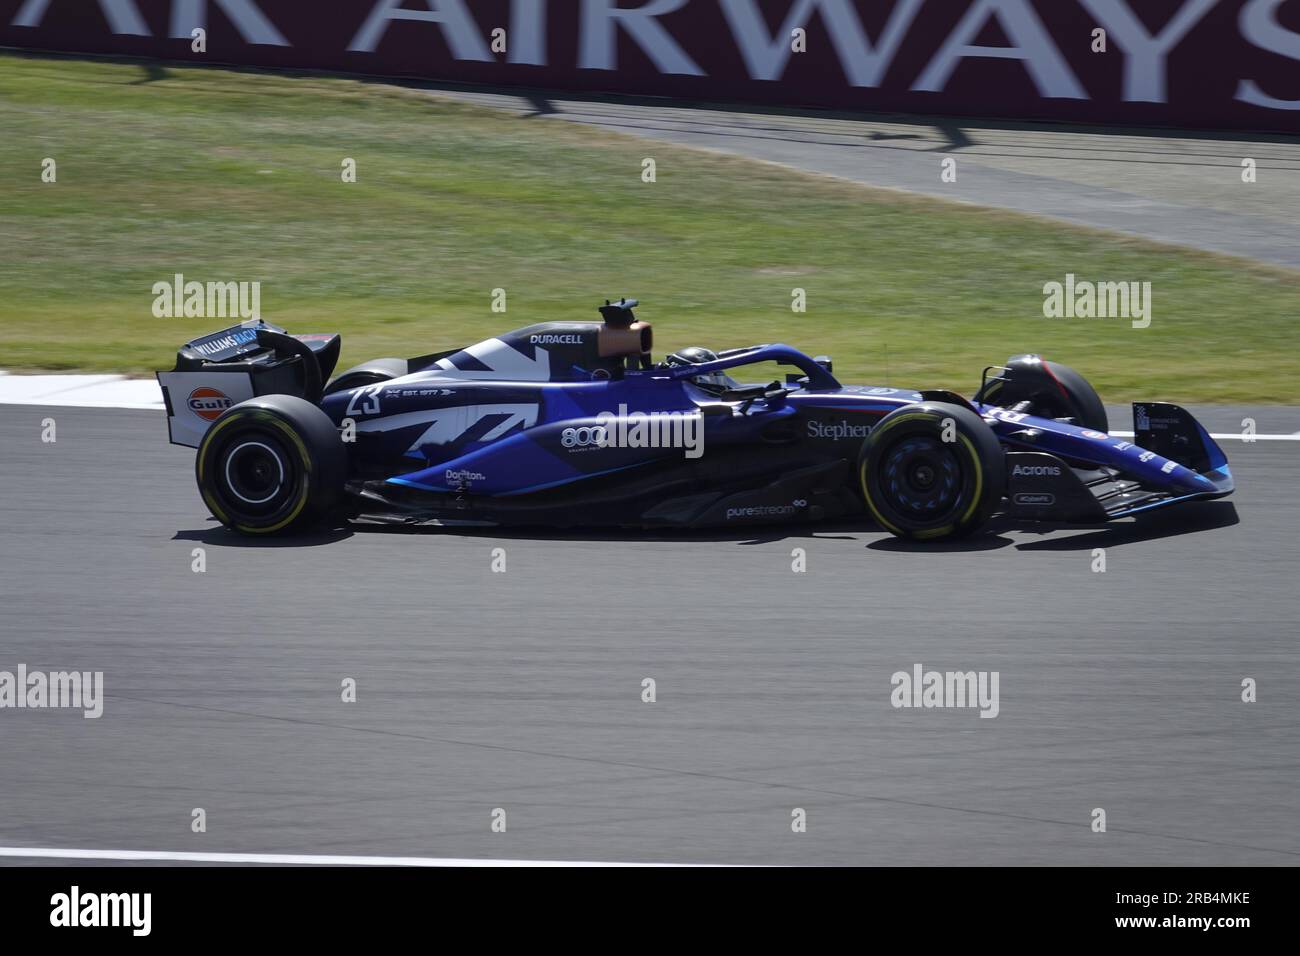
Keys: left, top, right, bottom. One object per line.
{"left": 157, "top": 299, "right": 1233, "bottom": 540}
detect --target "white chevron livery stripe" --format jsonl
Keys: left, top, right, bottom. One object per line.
{"left": 435, "top": 339, "right": 551, "bottom": 379}
{"left": 358, "top": 403, "right": 539, "bottom": 453}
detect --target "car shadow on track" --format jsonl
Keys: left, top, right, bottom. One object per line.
{"left": 346, "top": 520, "right": 863, "bottom": 547}
{"left": 865, "top": 500, "right": 1240, "bottom": 554}
{"left": 172, "top": 524, "right": 355, "bottom": 548}
{"left": 867, "top": 533, "right": 1015, "bottom": 553}
{"left": 171, "top": 501, "right": 1237, "bottom": 551}
{"left": 171, "top": 519, "right": 855, "bottom": 547}
{"left": 1009, "top": 500, "right": 1240, "bottom": 552}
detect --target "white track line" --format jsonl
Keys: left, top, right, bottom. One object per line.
{"left": 1109, "top": 430, "right": 1300, "bottom": 441}
{"left": 0, "top": 372, "right": 162, "bottom": 409}
{"left": 0, "top": 846, "right": 706, "bottom": 867}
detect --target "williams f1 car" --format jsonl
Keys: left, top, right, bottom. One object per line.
{"left": 157, "top": 299, "right": 1233, "bottom": 540}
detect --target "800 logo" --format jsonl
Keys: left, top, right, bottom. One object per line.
{"left": 561, "top": 425, "right": 609, "bottom": 450}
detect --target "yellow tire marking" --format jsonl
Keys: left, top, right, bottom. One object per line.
{"left": 957, "top": 433, "right": 984, "bottom": 524}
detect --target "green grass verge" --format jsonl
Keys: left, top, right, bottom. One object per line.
{"left": 1, "top": 52, "right": 1298, "bottom": 402}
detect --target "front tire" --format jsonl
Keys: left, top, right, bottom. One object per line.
{"left": 196, "top": 395, "right": 346, "bottom": 534}
{"left": 975, "top": 355, "right": 1108, "bottom": 433}
{"left": 858, "top": 402, "right": 1004, "bottom": 541}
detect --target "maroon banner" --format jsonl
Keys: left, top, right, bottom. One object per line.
{"left": 2, "top": 0, "right": 1299, "bottom": 133}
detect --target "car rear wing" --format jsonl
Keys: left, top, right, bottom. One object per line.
{"left": 156, "top": 321, "right": 341, "bottom": 447}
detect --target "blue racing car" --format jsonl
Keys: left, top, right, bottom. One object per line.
{"left": 157, "top": 298, "right": 1233, "bottom": 540}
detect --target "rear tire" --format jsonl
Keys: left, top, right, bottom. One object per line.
{"left": 196, "top": 395, "right": 346, "bottom": 534}
{"left": 323, "top": 358, "right": 408, "bottom": 396}
{"left": 858, "top": 402, "right": 1004, "bottom": 541}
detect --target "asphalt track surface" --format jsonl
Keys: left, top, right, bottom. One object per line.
{"left": 433, "top": 89, "right": 1300, "bottom": 270}
{"left": 2, "top": 89, "right": 1299, "bottom": 866}
{"left": 1, "top": 404, "right": 1298, "bottom": 865}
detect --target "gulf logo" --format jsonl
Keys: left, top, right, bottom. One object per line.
{"left": 188, "top": 386, "right": 234, "bottom": 422}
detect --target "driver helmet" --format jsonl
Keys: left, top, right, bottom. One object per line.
{"left": 667, "top": 346, "right": 735, "bottom": 390}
